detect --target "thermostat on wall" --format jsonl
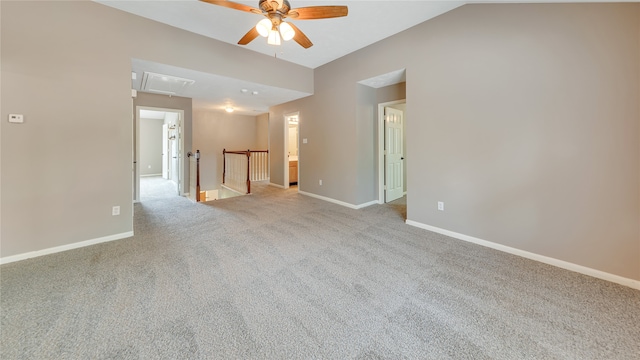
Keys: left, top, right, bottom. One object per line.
{"left": 8, "top": 114, "right": 24, "bottom": 123}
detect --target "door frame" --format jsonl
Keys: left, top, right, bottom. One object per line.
{"left": 283, "top": 111, "right": 299, "bottom": 190}
{"left": 134, "top": 106, "right": 185, "bottom": 202}
{"left": 162, "top": 123, "right": 169, "bottom": 179}
{"left": 377, "top": 100, "right": 406, "bottom": 204}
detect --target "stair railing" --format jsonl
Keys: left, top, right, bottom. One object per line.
{"left": 223, "top": 149, "right": 268, "bottom": 194}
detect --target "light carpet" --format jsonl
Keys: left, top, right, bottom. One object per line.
{"left": 1, "top": 183, "right": 639, "bottom": 359}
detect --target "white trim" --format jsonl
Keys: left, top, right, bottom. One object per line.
{"left": 135, "top": 106, "right": 185, "bottom": 202}
{"left": 269, "top": 182, "right": 286, "bottom": 189}
{"left": 405, "top": 220, "right": 640, "bottom": 290}
{"left": 141, "top": 173, "right": 162, "bottom": 177}
{"left": 0, "top": 232, "right": 134, "bottom": 265}
{"left": 299, "top": 191, "right": 377, "bottom": 210}
{"left": 356, "top": 200, "right": 379, "bottom": 209}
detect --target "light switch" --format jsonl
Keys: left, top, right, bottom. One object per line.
{"left": 303, "top": 138, "right": 308, "bottom": 144}
{"left": 8, "top": 114, "right": 24, "bottom": 123}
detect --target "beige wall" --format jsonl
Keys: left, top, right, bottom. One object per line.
{"left": 270, "top": 97, "right": 313, "bottom": 187}
{"left": 140, "top": 118, "right": 164, "bottom": 176}
{"left": 256, "top": 113, "right": 269, "bottom": 151}
{"left": 2, "top": 1, "right": 638, "bottom": 282}
{"left": 193, "top": 110, "right": 264, "bottom": 191}
{"left": 406, "top": 4, "right": 639, "bottom": 280}
{"left": 270, "top": 4, "right": 640, "bottom": 280}
{"left": 0, "top": 0, "right": 311, "bottom": 259}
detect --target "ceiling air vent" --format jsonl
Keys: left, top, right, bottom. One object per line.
{"left": 141, "top": 72, "right": 195, "bottom": 96}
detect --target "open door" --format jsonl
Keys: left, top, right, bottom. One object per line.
{"left": 385, "top": 107, "right": 404, "bottom": 202}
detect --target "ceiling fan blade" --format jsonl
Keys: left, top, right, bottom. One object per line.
{"left": 287, "top": 6, "right": 348, "bottom": 20}
{"left": 286, "top": 22, "right": 313, "bottom": 49}
{"left": 199, "top": 0, "right": 262, "bottom": 15}
{"left": 238, "top": 27, "right": 260, "bottom": 45}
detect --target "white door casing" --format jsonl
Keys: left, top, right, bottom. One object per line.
{"left": 283, "top": 112, "right": 299, "bottom": 190}
{"left": 134, "top": 106, "right": 184, "bottom": 202}
{"left": 162, "top": 124, "right": 169, "bottom": 179}
{"left": 385, "top": 107, "right": 404, "bottom": 203}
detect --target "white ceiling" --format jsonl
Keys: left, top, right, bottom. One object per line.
{"left": 132, "top": 58, "right": 312, "bottom": 114}
{"left": 99, "top": 0, "right": 465, "bottom": 69}
{"left": 97, "top": 0, "right": 619, "bottom": 114}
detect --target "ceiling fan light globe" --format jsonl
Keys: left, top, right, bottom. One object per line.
{"left": 256, "top": 19, "right": 271, "bottom": 37}
{"left": 267, "top": 29, "right": 281, "bottom": 45}
{"left": 279, "top": 22, "right": 295, "bottom": 41}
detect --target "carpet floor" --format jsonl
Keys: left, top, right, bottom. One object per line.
{"left": 140, "top": 176, "right": 179, "bottom": 202}
{"left": 1, "top": 184, "right": 639, "bottom": 359}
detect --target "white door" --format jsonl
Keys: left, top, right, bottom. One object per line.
{"left": 170, "top": 133, "right": 179, "bottom": 184}
{"left": 385, "top": 107, "right": 404, "bottom": 202}
{"left": 162, "top": 124, "right": 169, "bottom": 179}
{"left": 175, "top": 121, "right": 182, "bottom": 195}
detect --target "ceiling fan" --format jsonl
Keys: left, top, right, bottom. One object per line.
{"left": 200, "top": 0, "right": 348, "bottom": 48}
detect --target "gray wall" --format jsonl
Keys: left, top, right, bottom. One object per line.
{"left": 269, "top": 4, "right": 640, "bottom": 280}
{"left": 0, "top": 0, "right": 312, "bottom": 258}
{"left": 140, "top": 118, "right": 164, "bottom": 176}
{"left": 193, "top": 110, "right": 264, "bottom": 191}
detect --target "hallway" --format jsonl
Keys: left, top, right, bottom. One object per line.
{"left": 139, "top": 176, "right": 177, "bottom": 201}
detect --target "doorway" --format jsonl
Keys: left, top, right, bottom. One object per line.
{"left": 284, "top": 112, "right": 299, "bottom": 189}
{"left": 134, "top": 106, "right": 185, "bottom": 202}
{"left": 378, "top": 100, "right": 406, "bottom": 204}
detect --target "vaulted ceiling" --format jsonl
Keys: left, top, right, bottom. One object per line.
{"left": 95, "top": 0, "right": 611, "bottom": 114}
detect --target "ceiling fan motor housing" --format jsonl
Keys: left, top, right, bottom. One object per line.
{"left": 259, "top": 0, "right": 290, "bottom": 14}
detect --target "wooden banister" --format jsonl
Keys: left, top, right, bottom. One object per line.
{"left": 222, "top": 149, "right": 269, "bottom": 194}
{"left": 196, "top": 150, "right": 200, "bottom": 201}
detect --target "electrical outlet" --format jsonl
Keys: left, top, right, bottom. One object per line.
{"left": 303, "top": 138, "right": 308, "bottom": 144}
{"left": 437, "top": 202, "right": 444, "bottom": 211}
{"left": 148, "top": 165, "right": 151, "bottom": 169}
{"left": 112, "top": 206, "right": 120, "bottom": 216}
{"left": 319, "top": 179, "right": 323, "bottom": 186}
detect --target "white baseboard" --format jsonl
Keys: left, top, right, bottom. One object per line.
{"left": 0, "top": 231, "right": 134, "bottom": 265}
{"left": 141, "top": 174, "right": 162, "bottom": 177}
{"left": 269, "top": 182, "right": 285, "bottom": 189}
{"left": 356, "top": 200, "right": 379, "bottom": 209}
{"left": 405, "top": 220, "right": 640, "bottom": 290}
{"left": 298, "top": 191, "right": 377, "bottom": 210}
